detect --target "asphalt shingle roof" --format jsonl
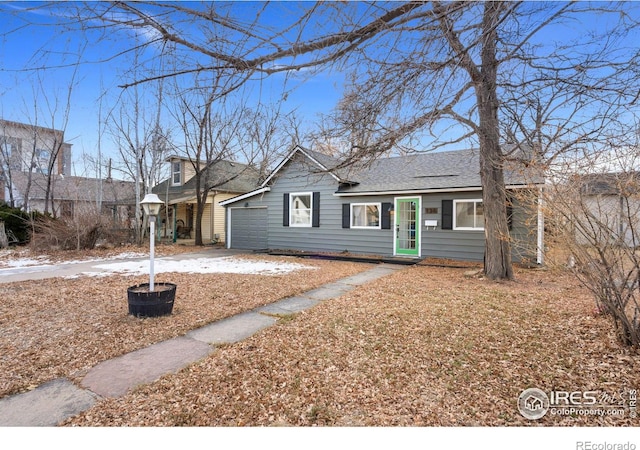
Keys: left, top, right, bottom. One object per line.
{"left": 579, "top": 172, "right": 640, "bottom": 196}
{"left": 10, "top": 171, "right": 137, "bottom": 204}
{"left": 308, "top": 148, "right": 544, "bottom": 194}
{"left": 153, "top": 159, "right": 261, "bottom": 203}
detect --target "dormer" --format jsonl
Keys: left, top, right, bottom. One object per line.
{"left": 167, "top": 155, "right": 207, "bottom": 187}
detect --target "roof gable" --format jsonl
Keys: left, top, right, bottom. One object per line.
{"left": 260, "top": 145, "right": 349, "bottom": 187}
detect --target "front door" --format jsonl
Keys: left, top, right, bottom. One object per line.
{"left": 394, "top": 197, "right": 420, "bottom": 257}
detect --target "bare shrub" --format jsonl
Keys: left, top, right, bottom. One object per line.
{"left": 548, "top": 170, "right": 640, "bottom": 348}
{"left": 30, "top": 213, "right": 108, "bottom": 251}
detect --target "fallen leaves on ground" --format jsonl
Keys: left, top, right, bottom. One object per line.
{"left": 62, "top": 264, "right": 639, "bottom": 427}
{"left": 0, "top": 251, "right": 368, "bottom": 399}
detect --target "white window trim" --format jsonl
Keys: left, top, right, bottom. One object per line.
{"left": 453, "top": 199, "right": 484, "bottom": 230}
{"left": 350, "top": 202, "right": 382, "bottom": 229}
{"left": 171, "top": 161, "right": 182, "bottom": 186}
{"left": 289, "top": 191, "right": 313, "bottom": 227}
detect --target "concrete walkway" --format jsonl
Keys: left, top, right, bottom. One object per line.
{"left": 0, "top": 262, "right": 404, "bottom": 426}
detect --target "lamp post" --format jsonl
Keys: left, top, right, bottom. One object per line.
{"left": 140, "top": 193, "right": 164, "bottom": 292}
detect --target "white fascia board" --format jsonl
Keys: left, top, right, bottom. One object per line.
{"left": 218, "top": 187, "right": 270, "bottom": 206}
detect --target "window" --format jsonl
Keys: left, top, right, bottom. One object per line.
{"left": 454, "top": 199, "right": 484, "bottom": 230}
{"left": 289, "top": 192, "right": 312, "bottom": 227}
{"left": 351, "top": 203, "right": 381, "bottom": 228}
{"left": 34, "top": 149, "right": 50, "bottom": 175}
{"left": 171, "top": 161, "right": 181, "bottom": 185}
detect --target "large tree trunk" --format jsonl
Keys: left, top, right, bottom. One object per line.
{"left": 477, "top": 2, "right": 513, "bottom": 280}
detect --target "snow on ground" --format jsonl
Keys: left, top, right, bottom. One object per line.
{"left": 3, "top": 256, "right": 51, "bottom": 268}
{"left": 75, "top": 256, "right": 316, "bottom": 278}
{"left": 0, "top": 251, "right": 146, "bottom": 268}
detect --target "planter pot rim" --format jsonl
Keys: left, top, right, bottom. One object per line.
{"left": 128, "top": 282, "right": 177, "bottom": 289}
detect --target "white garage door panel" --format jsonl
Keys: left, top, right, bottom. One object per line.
{"left": 230, "top": 208, "right": 268, "bottom": 250}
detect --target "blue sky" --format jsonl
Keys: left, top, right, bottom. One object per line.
{"left": 0, "top": 2, "right": 345, "bottom": 178}
{"left": 1, "top": 2, "right": 640, "bottom": 180}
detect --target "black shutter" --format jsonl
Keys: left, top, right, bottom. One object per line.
{"left": 312, "top": 192, "right": 320, "bottom": 228}
{"left": 283, "top": 193, "right": 289, "bottom": 227}
{"left": 342, "top": 204, "right": 351, "bottom": 228}
{"left": 381, "top": 202, "right": 392, "bottom": 229}
{"left": 442, "top": 199, "right": 453, "bottom": 230}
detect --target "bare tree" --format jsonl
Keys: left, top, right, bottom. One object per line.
{"left": 170, "top": 70, "right": 292, "bottom": 245}
{"left": 70, "top": 1, "right": 640, "bottom": 279}
{"left": 545, "top": 132, "right": 640, "bottom": 348}
{"left": 106, "top": 50, "right": 172, "bottom": 244}
{"left": 11, "top": 2, "right": 640, "bottom": 278}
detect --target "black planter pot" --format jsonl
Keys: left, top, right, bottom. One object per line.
{"left": 127, "top": 282, "right": 177, "bottom": 318}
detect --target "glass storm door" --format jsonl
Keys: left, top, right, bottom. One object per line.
{"left": 395, "top": 198, "right": 420, "bottom": 257}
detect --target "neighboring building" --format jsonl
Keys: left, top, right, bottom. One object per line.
{"left": 575, "top": 171, "right": 640, "bottom": 247}
{"left": 7, "top": 171, "right": 137, "bottom": 225}
{"left": 0, "top": 119, "right": 72, "bottom": 177}
{"left": 221, "top": 145, "right": 545, "bottom": 264}
{"left": 0, "top": 119, "right": 137, "bottom": 225}
{"left": 152, "top": 156, "right": 261, "bottom": 244}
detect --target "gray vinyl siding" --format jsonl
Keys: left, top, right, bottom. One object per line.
{"left": 228, "top": 153, "right": 539, "bottom": 262}
{"left": 509, "top": 190, "right": 541, "bottom": 264}
{"left": 268, "top": 156, "right": 394, "bottom": 255}
{"left": 420, "top": 192, "right": 485, "bottom": 261}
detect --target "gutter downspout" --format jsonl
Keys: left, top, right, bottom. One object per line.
{"left": 211, "top": 192, "right": 216, "bottom": 244}
{"left": 537, "top": 186, "right": 544, "bottom": 265}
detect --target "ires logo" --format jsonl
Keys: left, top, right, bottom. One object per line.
{"left": 549, "top": 391, "right": 598, "bottom": 406}
{"left": 518, "top": 388, "right": 628, "bottom": 420}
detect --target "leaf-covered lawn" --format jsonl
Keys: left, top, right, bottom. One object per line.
{"left": 0, "top": 251, "right": 368, "bottom": 399}
{"left": 63, "top": 264, "right": 639, "bottom": 426}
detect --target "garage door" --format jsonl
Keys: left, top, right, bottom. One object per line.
{"left": 229, "top": 207, "right": 268, "bottom": 250}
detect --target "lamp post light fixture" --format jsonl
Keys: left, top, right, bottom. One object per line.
{"left": 140, "top": 193, "right": 164, "bottom": 292}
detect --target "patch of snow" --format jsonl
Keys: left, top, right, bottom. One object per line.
{"left": 59, "top": 252, "right": 148, "bottom": 266}
{"left": 0, "top": 251, "right": 147, "bottom": 269}
{"left": 4, "top": 256, "right": 51, "bottom": 268}
{"left": 78, "top": 256, "right": 316, "bottom": 278}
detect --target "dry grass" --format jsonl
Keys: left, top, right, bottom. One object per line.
{"left": 59, "top": 264, "right": 639, "bottom": 427}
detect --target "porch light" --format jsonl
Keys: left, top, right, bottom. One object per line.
{"left": 140, "top": 193, "right": 164, "bottom": 217}
{"left": 140, "top": 193, "right": 164, "bottom": 291}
